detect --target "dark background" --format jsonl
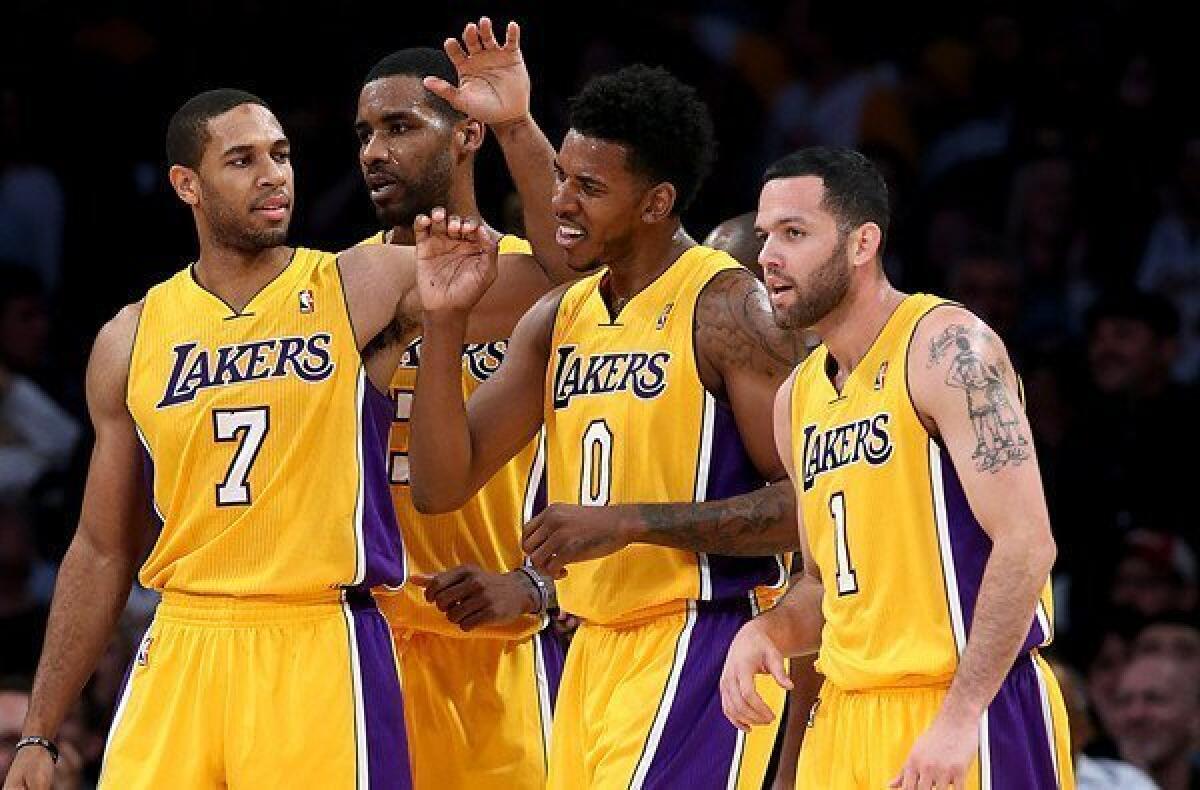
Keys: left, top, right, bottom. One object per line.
{"left": 2, "top": 1, "right": 1199, "bottom": 786}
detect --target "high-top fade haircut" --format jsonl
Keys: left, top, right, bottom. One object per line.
{"left": 763, "top": 147, "right": 890, "bottom": 245}
{"left": 567, "top": 64, "right": 716, "bottom": 215}
{"left": 166, "top": 88, "right": 269, "bottom": 169}
{"left": 364, "top": 48, "right": 465, "bottom": 122}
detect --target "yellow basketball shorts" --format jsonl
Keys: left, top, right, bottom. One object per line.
{"left": 99, "top": 589, "right": 411, "bottom": 789}
{"left": 549, "top": 599, "right": 784, "bottom": 790}
{"left": 796, "top": 651, "right": 1074, "bottom": 789}
{"left": 391, "top": 625, "right": 564, "bottom": 789}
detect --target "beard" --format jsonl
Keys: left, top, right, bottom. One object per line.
{"left": 774, "top": 236, "right": 851, "bottom": 330}
{"left": 375, "top": 148, "right": 453, "bottom": 229}
{"left": 204, "top": 191, "right": 288, "bottom": 252}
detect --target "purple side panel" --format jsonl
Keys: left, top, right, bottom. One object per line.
{"left": 348, "top": 590, "right": 412, "bottom": 789}
{"left": 640, "top": 601, "right": 761, "bottom": 789}
{"left": 704, "top": 400, "right": 784, "bottom": 600}
{"left": 359, "top": 383, "right": 407, "bottom": 588}
{"left": 982, "top": 654, "right": 1062, "bottom": 789}
{"left": 939, "top": 446, "right": 1045, "bottom": 651}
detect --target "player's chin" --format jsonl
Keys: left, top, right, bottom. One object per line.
{"left": 563, "top": 245, "right": 602, "bottom": 273}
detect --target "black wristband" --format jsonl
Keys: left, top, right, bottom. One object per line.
{"left": 15, "top": 735, "right": 59, "bottom": 764}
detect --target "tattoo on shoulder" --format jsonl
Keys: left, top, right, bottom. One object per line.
{"left": 926, "top": 323, "right": 1030, "bottom": 473}
{"left": 697, "top": 271, "right": 808, "bottom": 375}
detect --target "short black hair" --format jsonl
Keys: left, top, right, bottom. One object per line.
{"left": 1085, "top": 290, "right": 1180, "bottom": 339}
{"left": 568, "top": 64, "right": 715, "bottom": 215}
{"left": 364, "top": 48, "right": 464, "bottom": 121}
{"left": 166, "top": 88, "right": 268, "bottom": 168}
{"left": 763, "top": 147, "right": 891, "bottom": 243}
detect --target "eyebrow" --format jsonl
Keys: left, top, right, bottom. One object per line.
{"left": 221, "top": 138, "right": 289, "bottom": 158}
{"left": 757, "top": 215, "right": 810, "bottom": 231}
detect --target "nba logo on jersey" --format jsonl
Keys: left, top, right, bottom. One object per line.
{"left": 874, "top": 361, "right": 889, "bottom": 390}
{"left": 655, "top": 302, "right": 674, "bottom": 330}
{"left": 299, "top": 289, "right": 315, "bottom": 313}
{"left": 136, "top": 634, "right": 154, "bottom": 667}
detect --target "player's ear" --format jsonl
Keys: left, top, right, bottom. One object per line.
{"left": 641, "top": 182, "right": 676, "bottom": 224}
{"left": 849, "top": 222, "right": 883, "bottom": 269}
{"left": 456, "top": 119, "right": 485, "bottom": 156}
{"left": 169, "top": 165, "right": 201, "bottom": 206}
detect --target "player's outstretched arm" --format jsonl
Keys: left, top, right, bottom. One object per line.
{"left": 407, "top": 210, "right": 555, "bottom": 513}
{"left": 5, "top": 308, "right": 152, "bottom": 790}
{"left": 424, "top": 17, "right": 570, "bottom": 282}
{"left": 890, "top": 305, "right": 1056, "bottom": 790}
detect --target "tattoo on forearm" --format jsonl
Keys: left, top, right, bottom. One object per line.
{"left": 696, "top": 270, "right": 808, "bottom": 376}
{"left": 928, "top": 324, "right": 1029, "bottom": 472}
{"left": 638, "top": 483, "right": 800, "bottom": 555}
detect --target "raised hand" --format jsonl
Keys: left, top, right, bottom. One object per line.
{"left": 414, "top": 207, "right": 499, "bottom": 315}
{"left": 425, "top": 17, "right": 530, "bottom": 126}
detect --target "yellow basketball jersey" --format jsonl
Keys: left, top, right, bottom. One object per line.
{"left": 789, "top": 293, "right": 1054, "bottom": 691}
{"left": 545, "top": 246, "right": 788, "bottom": 626}
{"left": 127, "top": 248, "right": 405, "bottom": 597}
{"left": 361, "top": 233, "right": 546, "bottom": 639}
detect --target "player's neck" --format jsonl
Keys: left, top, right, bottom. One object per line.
{"left": 193, "top": 242, "right": 295, "bottom": 313}
{"left": 388, "top": 180, "right": 479, "bottom": 246}
{"left": 602, "top": 225, "right": 693, "bottom": 304}
{"left": 818, "top": 277, "right": 906, "bottom": 381}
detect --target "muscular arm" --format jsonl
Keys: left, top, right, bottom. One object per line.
{"left": 408, "top": 286, "right": 564, "bottom": 513}
{"left": 909, "top": 306, "right": 1055, "bottom": 727}
{"left": 491, "top": 117, "right": 572, "bottom": 281}
{"left": 21, "top": 307, "right": 152, "bottom": 741}
{"left": 630, "top": 268, "right": 807, "bottom": 554}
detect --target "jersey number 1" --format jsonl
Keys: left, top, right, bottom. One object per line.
{"left": 830, "top": 491, "right": 859, "bottom": 595}
{"left": 213, "top": 407, "right": 270, "bottom": 506}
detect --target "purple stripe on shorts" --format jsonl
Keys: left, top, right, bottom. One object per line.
{"left": 537, "top": 626, "right": 565, "bottom": 714}
{"left": 640, "top": 600, "right": 758, "bottom": 789}
{"left": 348, "top": 590, "right": 412, "bottom": 789}
{"left": 359, "top": 383, "right": 407, "bottom": 588}
{"left": 703, "top": 399, "right": 784, "bottom": 600}
{"left": 939, "top": 446, "right": 1045, "bottom": 650}
{"left": 982, "top": 654, "right": 1060, "bottom": 788}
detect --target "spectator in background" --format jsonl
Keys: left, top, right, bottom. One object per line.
{"left": 1139, "top": 136, "right": 1200, "bottom": 382}
{"left": 1051, "top": 660, "right": 1159, "bottom": 790}
{"left": 0, "top": 266, "right": 80, "bottom": 501}
{"left": 0, "top": 502, "right": 47, "bottom": 678}
{"left": 1110, "top": 530, "right": 1198, "bottom": 620}
{"left": 946, "top": 243, "right": 1025, "bottom": 351}
{"left": 0, "top": 264, "right": 51, "bottom": 379}
{"left": 0, "top": 89, "right": 65, "bottom": 294}
{"left": 1133, "top": 615, "right": 1200, "bottom": 681}
{"left": 1056, "top": 294, "right": 1195, "bottom": 564}
{"left": 1006, "top": 154, "right": 1093, "bottom": 334}
{"left": 1112, "top": 654, "right": 1200, "bottom": 790}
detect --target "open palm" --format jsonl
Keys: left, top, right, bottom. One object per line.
{"left": 425, "top": 17, "right": 530, "bottom": 125}
{"left": 414, "top": 209, "right": 499, "bottom": 313}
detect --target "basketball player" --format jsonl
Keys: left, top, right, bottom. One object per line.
{"left": 4, "top": 90, "right": 421, "bottom": 789}
{"left": 353, "top": 47, "right": 569, "bottom": 788}
{"left": 409, "top": 18, "right": 806, "bottom": 789}
{"left": 720, "top": 147, "right": 1074, "bottom": 789}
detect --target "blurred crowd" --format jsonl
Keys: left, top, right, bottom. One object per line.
{"left": 1, "top": 1, "right": 1197, "bottom": 787}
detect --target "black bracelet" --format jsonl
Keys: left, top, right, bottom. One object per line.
{"left": 516, "top": 566, "right": 549, "bottom": 614}
{"left": 15, "top": 736, "right": 59, "bottom": 764}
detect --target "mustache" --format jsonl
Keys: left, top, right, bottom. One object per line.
{"left": 250, "top": 190, "right": 289, "bottom": 209}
